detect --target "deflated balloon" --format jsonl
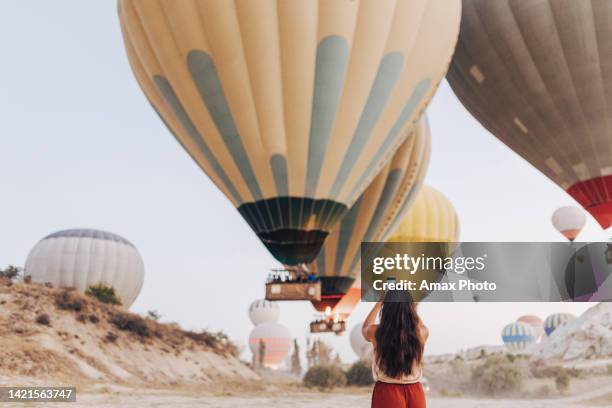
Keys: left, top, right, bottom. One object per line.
{"left": 309, "top": 116, "right": 431, "bottom": 309}
{"left": 447, "top": 0, "right": 612, "bottom": 229}
{"left": 118, "top": 0, "right": 460, "bottom": 265}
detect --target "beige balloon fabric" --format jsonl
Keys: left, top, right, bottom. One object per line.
{"left": 248, "top": 299, "right": 280, "bottom": 326}
{"left": 118, "top": 0, "right": 461, "bottom": 265}
{"left": 24, "top": 229, "right": 145, "bottom": 308}
{"left": 552, "top": 206, "right": 586, "bottom": 242}
{"left": 248, "top": 322, "right": 292, "bottom": 370}
{"left": 308, "top": 116, "right": 431, "bottom": 297}
{"left": 387, "top": 186, "right": 460, "bottom": 243}
{"left": 447, "top": 0, "right": 612, "bottom": 230}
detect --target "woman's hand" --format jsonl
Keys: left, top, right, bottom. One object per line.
{"left": 362, "top": 302, "right": 383, "bottom": 342}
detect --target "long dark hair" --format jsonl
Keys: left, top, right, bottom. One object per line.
{"left": 375, "top": 301, "right": 423, "bottom": 378}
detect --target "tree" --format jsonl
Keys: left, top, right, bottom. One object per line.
{"left": 291, "top": 338, "right": 302, "bottom": 376}
{"left": 258, "top": 339, "right": 266, "bottom": 369}
{"left": 0, "top": 265, "right": 21, "bottom": 280}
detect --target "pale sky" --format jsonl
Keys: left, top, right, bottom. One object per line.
{"left": 0, "top": 1, "right": 601, "bottom": 363}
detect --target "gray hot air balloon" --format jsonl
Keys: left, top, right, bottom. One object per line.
{"left": 24, "top": 229, "right": 144, "bottom": 308}
{"left": 447, "top": 0, "right": 612, "bottom": 230}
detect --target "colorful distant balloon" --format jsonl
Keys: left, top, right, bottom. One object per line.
{"left": 447, "top": 0, "right": 612, "bottom": 230}
{"left": 25, "top": 229, "right": 144, "bottom": 308}
{"left": 552, "top": 206, "right": 586, "bottom": 242}
{"left": 248, "top": 322, "right": 292, "bottom": 370}
{"left": 248, "top": 299, "right": 279, "bottom": 326}
{"left": 118, "top": 0, "right": 461, "bottom": 265}
{"left": 350, "top": 323, "right": 372, "bottom": 361}
{"left": 387, "top": 186, "right": 460, "bottom": 243}
{"left": 501, "top": 321, "right": 536, "bottom": 353}
{"left": 517, "top": 315, "right": 544, "bottom": 341}
{"left": 309, "top": 116, "right": 430, "bottom": 310}
{"left": 544, "top": 313, "right": 576, "bottom": 337}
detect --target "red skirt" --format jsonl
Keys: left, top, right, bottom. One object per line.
{"left": 371, "top": 381, "right": 426, "bottom": 408}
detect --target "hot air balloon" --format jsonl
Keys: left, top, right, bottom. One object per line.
{"left": 517, "top": 315, "right": 544, "bottom": 342}
{"left": 249, "top": 322, "right": 292, "bottom": 370}
{"left": 552, "top": 206, "right": 586, "bottom": 242}
{"left": 24, "top": 229, "right": 144, "bottom": 308}
{"left": 544, "top": 313, "right": 575, "bottom": 337}
{"left": 118, "top": 0, "right": 461, "bottom": 266}
{"left": 248, "top": 299, "right": 280, "bottom": 326}
{"left": 387, "top": 186, "right": 460, "bottom": 243}
{"left": 501, "top": 321, "right": 536, "bottom": 353}
{"left": 309, "top": 115, "right": 431, "bottom": 313}
{"left": 350, "top": 323, "right": 372, "bottom": 361}
{"left": 447, "top": 0, "right": 612, "bottom": 230}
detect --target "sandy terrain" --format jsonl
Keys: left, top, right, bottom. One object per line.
{"left": 24, "top": 389, "right": 611, "bottom": 408}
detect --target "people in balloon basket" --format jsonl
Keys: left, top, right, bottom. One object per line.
{"left": 363, "top": 294, "right": 428, "bottom": 408}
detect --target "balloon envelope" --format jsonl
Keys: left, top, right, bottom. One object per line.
{"left": 248, "top": 299, "right": 280, "bottom": 326}
{"left": 517, "top": 315, "right": 544, "bottom": 341}
{"left": 544, "top": 313, "right": 575, "bottom": 337}
{"left": 350, "top": 323, "right": 372, "bottom": 360}
{"left": 118, "top": 0, "right": 460, "bottom": 265}
{"left": 387, "top": 186, "right": 460, "bottom": 243}
{"left": 309, "top": 116, "right": 430, "bottom": 307}
{"left": 501, "top": 321, "right": 536, "bottom": 353}
{"left": 552, "top": 206, "right": 586, "bottom": 242}
{"left": 25, "top": 229, "right": 144, "bottom": 308}
{"left": 447, "top": 0, "right": 612, "bottom": 230}
{"left": 249, "top": 322, "right": 292, "bottom": 369}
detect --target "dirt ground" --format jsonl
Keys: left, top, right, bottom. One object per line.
{"left": 23, "top": 387, "right": 612, "bottom": 408}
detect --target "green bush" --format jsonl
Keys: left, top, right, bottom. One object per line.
{"left": 303, "top": 365, "right": 347, "bottom": 389}
{"left": 110, "top": 312, "right": 150, "bottom": 337}
{"left": 471, "top": 355, "right": 525, "bottom": 396}
{"left": 85, "top": 283, "right": 122, "bottom": 305}
{"left": 345, "top": 360, "right": 373, "bottom": 386}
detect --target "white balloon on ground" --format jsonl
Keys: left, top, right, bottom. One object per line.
{"left": 350, "top": 323, "right": 372, "bottom": 361}
{"left": 248, "top": 299, "right": 280, "bottom": 326}
{"left": 249, "top": 322, "right": 292, "bottom": 370}
{"left": 24, "top": 229, "right": 144, "bottom": 308}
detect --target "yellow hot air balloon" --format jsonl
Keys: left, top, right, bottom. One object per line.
{"left": 387, "top": 186, "right": 460, "bottom": 243}
{"left": 118, "top": 0, "right": 461, "bottom": 265}
{"left": 447, "top": 0, "right": 612, "bottom": 230}
{"left": 309, "top": 116, "right": 431, "bottom": 310}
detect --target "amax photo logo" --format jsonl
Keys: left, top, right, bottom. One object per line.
{"left": 361, "top": 242, "right": 612, "bottom": 302}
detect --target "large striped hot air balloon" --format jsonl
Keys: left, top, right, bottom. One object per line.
{"left": 501, "top": 321, "right": 536, "bottom": 353}
{"left": 118, "top": 0, "right": 461, "bottom": 265}
{"left": 447, "top": 0, "right": 612, "bottom": 231}
{"left": 552, "top": 206, "right": 586, "bottom": 242}
{"left": 544, "top": 313, "right": 575, "bottom": 337}
{"left": 249, "top": 322, "right": 292, "bottom": 370}
{"left": 24, "top": 229, "right": 144, "bottom": 308}
{"left": 309, "top": 116, "right": 431, "bottom": 311}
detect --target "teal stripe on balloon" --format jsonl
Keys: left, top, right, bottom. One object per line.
{"left": 347, "top": 78, "right": 431, "bottom": 201}
{"left": 154, "top": 76, "right": 242, "bottom": 204}
{"left": 334, "top": 196, "right": 363, "bottom": 276}
{"left": 270, "top": 154, "right": 289, "bottom": 197}
{"left": 316, "top": 246, "right": 326, "bottom": 276}
{"left": 305, "top": 36, "right": 350, "bottom": 198}
{"left": 328, "top": 52, "right": 405, "bottom": 199}
{"left": 187, "top": 51, "right": 263, "bottom": 201}
{"left": 363, "top": 169, "right": 403, "bottom": 241}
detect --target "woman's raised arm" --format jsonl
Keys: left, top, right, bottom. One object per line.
{"left": 362, "top": 302, "right": 383, "bottom": 342}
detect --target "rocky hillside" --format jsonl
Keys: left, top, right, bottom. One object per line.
{"left": 0, "top": 279, "right": 257, "bottom": 387}
{"left": 530, "top": 303, "right": 612, "bottom": 361}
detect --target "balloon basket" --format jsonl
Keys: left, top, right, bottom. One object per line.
{"left": 309, "top": 320, "right": 346, "bottom": 335}
{"left": 265, "top": 281, "right": 321, "bottom": 301}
